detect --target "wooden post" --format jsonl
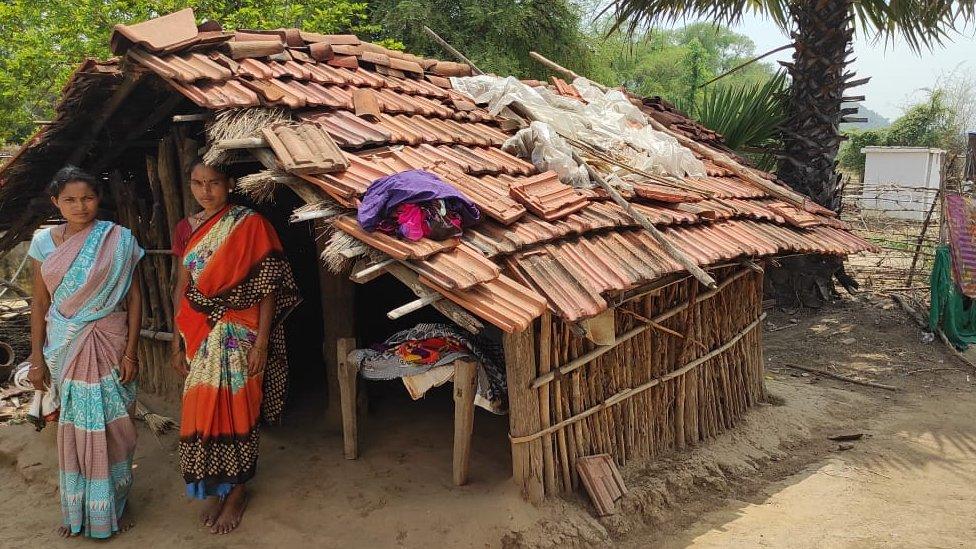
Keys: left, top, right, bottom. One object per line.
{"left": 537, "top": 311, "right": 558, "bottom": 495}
{"left": 337, "top": 337, "right": 358, "bottom": 460}
{"left": 452, "top": 359, "right": 477, "bottom": 486}
{"left": 504, "top": 326, "right": 545, "bottom": 504}
{"left": 318, "top": 235, "right": 357, "bottom": 431}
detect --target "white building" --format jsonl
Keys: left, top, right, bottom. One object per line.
{"left": 859, "top": 146, "right": 946, "bottom": 222}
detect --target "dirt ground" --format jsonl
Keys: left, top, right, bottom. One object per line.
{"left": 1, "top": 295, "right": 975, "bottom": 548}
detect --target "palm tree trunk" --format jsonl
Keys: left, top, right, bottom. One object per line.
{"left": 772, "top": 0, "right": 857, "bottom": 305}
{"left": 776, "top": 0, "right": 854, "bottom": 211}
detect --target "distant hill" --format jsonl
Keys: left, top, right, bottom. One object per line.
{"left": 840, "top": 102, "right": 891, "bottom": 131}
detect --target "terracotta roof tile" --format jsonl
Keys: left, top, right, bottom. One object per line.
{"left": 429, "top": 166, "right": 526, "bottom": 225}
{"left": 508, "top": 171, "right": 588, "bottom": 221}
{"left": 333, "top": 215, "right": 457, "bottom": 260}
{"left": 319, "top": 153, "right": 395, "bottom": 197}
{"left": 407, "top": 243, "right": 500, "bottom": 290}
{"left": 516, "top": 249, "right": 606, "bottom": 321}
{"left": 111, "top": 8, "right": 199, "bottom": 54}
{"left": 300, "top": 110, "right": 391, "bottom": 148}
{"left": 634, "top": 183, "right": 704, "bottom": 203}
{"left": 419, "top": 272, "right": 546, "bottom": 333}
{"left": 764, "top": 201, "right": 822, "bottom": 228}
{"left": 262, "top": 122, "right": 348, "bottom": 175}
{"left": 170, "top": 79, "right": 259, "bottom": 108}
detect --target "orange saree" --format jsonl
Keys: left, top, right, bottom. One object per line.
{"left": 175, "top": 205, "right": 300, "bottom": 498}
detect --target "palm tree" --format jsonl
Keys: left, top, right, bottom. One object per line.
{"left": 605, "top": 0, "right": 976, "bottom": 212}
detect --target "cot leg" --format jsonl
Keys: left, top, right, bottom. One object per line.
{"left": 453, "top": 360, "right": 478, "bottom": 486}
{"left": 337, "top": 337, "right": 358, "bottom": 460}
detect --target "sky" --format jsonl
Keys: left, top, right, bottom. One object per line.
{"left": 726, "top": 13, "right": 976, "bottom": 122}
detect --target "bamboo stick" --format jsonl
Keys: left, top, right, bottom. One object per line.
{"left": 536, "top": 312, "right": 557, "bottom": 495}
{"left": 782, "top": 364, "right": 898, "bottom": 391}
{"left": 422, "top": 26, "right": 484, "bottom": 75}
{"left": 531, "top": 268, "right": 751, "bottom": 389}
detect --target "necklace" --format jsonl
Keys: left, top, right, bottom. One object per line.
{"left": 60, "top": 221, "right": 94, "bottom": 244}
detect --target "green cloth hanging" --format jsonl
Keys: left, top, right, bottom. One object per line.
{"left": 929, "top": 245, "right": 976, "bottom": 349}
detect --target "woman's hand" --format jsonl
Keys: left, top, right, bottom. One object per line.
{"left": 27, "top": 352, "right": 50, "bottom": 390}
{"left": 247, "top": 344, "right": 268, "bottom": 376}
{"left": 119, "top": 353, "right": 139, "bottom": 384}
{"left": 170, "top": 350, "right": 189, "bottom": 377}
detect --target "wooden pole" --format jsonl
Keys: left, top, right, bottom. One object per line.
{"left": 503, "top": 326, "right": 545, "bottom": 504}
{"left": 319, "top": 233, "right": 358, "bottom": 432}
{"left": 422, "top": 26, "right": 484, "bottom": 75}
{"left": 337, "top": 337, "right": 359, "bottom": 459}
{"left": 452, "top": 359, "right": 478, "bottom": 486}
{"left": 781, "top": 363, "right": 898, "bottom": 391}
{"left": 529, "top": 52, "right": 605, "bottom": 91}
{"left": 536, "top": 311, "right": 558, "bottom": 495}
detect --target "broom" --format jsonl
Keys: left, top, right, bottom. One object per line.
{"left": 135, "top": 401, "right": 178, "bottom": 446}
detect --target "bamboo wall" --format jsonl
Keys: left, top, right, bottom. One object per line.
{"left": 513, "top": 266, "right": 765, "bottom": 498}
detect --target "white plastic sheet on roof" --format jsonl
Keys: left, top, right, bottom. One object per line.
{"left": 450, "top": 75, "right": 706, "bottom": 179}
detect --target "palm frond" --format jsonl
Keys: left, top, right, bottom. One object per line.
{"left": 608, "top": 0, "right": 976, "bottom": 52}
{"left": 678, "top": 71, "right": 787, "bottom": 168}
{"left": 603, "top": 1, "right": 789, "bottom": 36}
{"left": 852, "top": 1, "right": 976, "bottom": 51}
{"left": 690, "top": 71, "right": 786, "bottom": 148}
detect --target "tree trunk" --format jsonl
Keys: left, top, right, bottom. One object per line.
{"left": 771, "top": 0, "right": 856, "bottom": 305}
{"left": 777, "top": 0, "right": 853, "bottom": 211}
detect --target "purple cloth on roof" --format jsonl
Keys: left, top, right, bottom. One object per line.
{"left": 357, "top": 170, "right": 480, "bottom": 231}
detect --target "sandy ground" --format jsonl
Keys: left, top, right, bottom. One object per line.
{"left": 2, "top": 295, "right": 975, "bottom": 548}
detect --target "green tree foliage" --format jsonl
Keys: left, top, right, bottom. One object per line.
{"left": 368, "top": 0, "right": 589, "bottom": 79}
{"left": 838, "top": 89, "right": 966, "bottom": 176}
{"left": 0, "top": 1, "right": 383, "bottom": 144}
{"left": 586, "top": 22, "right": 776, "bottom": 109}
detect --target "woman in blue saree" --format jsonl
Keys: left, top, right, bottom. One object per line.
{"left": 27, "top": 166, "right": 144, "bottom": 538}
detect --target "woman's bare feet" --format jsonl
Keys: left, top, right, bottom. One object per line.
{"left": 57, "top": 526, "right": 79, "bottom": 538}
{"left": 211, "top": 485, "right": 247, "bottom": 534}
{"left": 200, "top": 497, "right": 224, "bottom": 527}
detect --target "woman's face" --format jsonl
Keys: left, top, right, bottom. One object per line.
{"left": 51, "top": 180, "right": 99, "bottom": 225}
{"left": 190, "top": 164, "right": 230, "bottom": 212}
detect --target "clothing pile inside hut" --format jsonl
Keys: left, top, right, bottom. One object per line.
{"left": 0, "top": 8, "right": 877, "bottom": 502}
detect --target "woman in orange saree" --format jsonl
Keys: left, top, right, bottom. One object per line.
{"left": 171, "top": 162, "right": 299, "bottom": 534}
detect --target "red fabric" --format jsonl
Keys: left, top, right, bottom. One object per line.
{"left": 171, "top": 217, "right": 192, "bottom": 257}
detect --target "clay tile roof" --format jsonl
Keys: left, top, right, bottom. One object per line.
{"left": 0, "top": 8, "right": 879, "bottom": 331}
{"left": 111, "top": 8, "right": 199, "bottom": 54}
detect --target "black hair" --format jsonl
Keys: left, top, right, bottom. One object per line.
{"left": 187, "top": 158, "right": 226, "bottom": 179}
{"left": 47, "top": 165, "right": 102, "bottom": 198}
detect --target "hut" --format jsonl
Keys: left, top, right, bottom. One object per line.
{"left": 0, "top": 9, "right": 874, "bottom": 504}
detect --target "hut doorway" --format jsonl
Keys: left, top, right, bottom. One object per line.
{"left": 257, "top": 187, "right": 327, "bottom": 400}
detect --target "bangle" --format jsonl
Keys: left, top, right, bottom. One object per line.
{"left": 122, "top": 353, "right": 138, "bottom": 364}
